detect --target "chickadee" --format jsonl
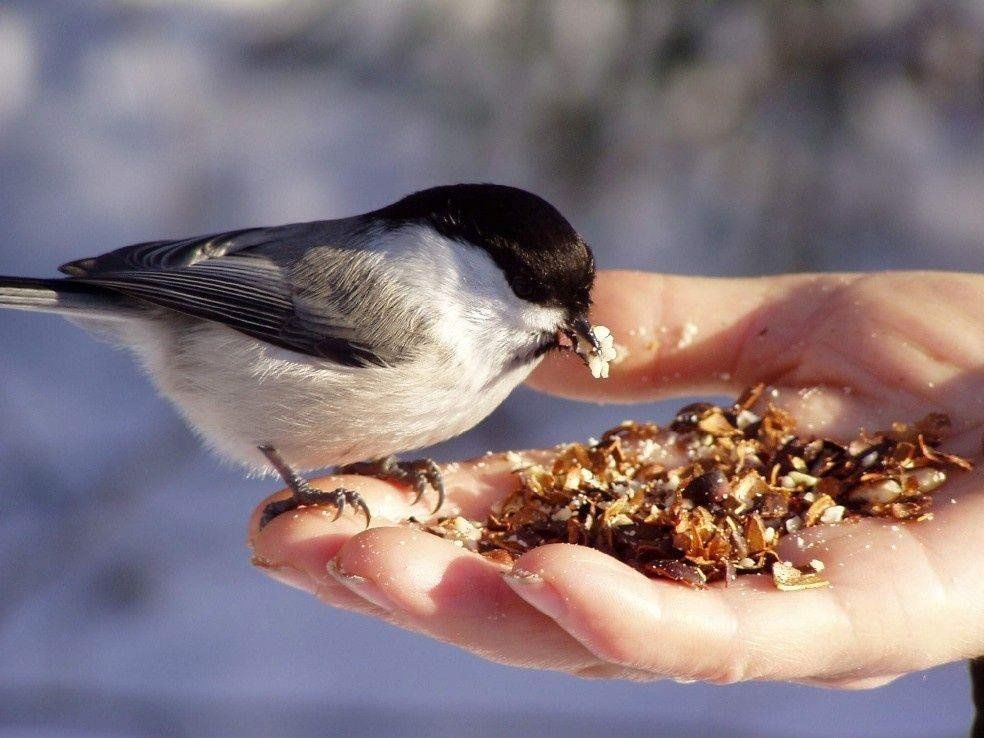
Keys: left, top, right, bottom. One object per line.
{"left": 0, "top": 184, "right": 614, "bottom": 526}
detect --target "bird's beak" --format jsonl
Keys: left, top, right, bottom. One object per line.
{"left": 559, "top": 314, "right": 599, "bottom": 353}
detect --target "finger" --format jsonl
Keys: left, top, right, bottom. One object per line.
{"left": 530, "top": 270, "right": 984, "bottom": 446}
{"left": 503, "top": 544, "right": 754, "bottom": 683}
{"left": 528, "top": 270, "right": 856, "bottom": 402}
{"left": 503, "top": 543, "right": 856, "bottom": 683}
{"left": 327, "top": 525, "right": 606, "bottom": 672}
{"left": 530, "top": 271, "right": 984, "bottom": 432}
{"left": 247, "top": 457, "right": 534, "bottom": 612}
{"left": 250, "top": 484, "right": 648, "bottom": 677}
{"left": 248, "top": 480, "right": 407, "bottom": 615}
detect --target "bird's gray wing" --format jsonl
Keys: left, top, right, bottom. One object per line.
{"left": 58, "top": 222, "right": 405, "bottom": 367}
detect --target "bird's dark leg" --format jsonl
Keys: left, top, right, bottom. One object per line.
{"left": 258, "top": 445, "right": 370, "bottom": 529}
{"left": 338, "top": 456, "right": 445, "bottom": 514}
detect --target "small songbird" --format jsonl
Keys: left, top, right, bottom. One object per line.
{"left": 0, "top": 184, "right": 613, "bottom": 526}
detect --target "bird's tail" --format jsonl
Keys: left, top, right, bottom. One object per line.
{"left": 0, "top": 276, "right": 128, "bottom": 321}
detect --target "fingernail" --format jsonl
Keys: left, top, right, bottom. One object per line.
{"left": 501, "top": 568, "right": 568, "bottom": 621}
{"left": 326, "top": 559, "right": 396, "bottom": 612}
{"left": 251, "top": 555, "right": 314, "bottom": 593}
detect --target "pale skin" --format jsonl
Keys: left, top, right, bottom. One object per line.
{"left": 248, "top": 270, "right": 983, "bottom": 688}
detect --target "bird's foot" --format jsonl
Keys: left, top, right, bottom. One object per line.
{"left": 338, "top": 456, "right": 445, "bottom": 514}
{"left": 259, "top": 483, "right": 370, "bottom": 529}
{"left": 258, "top": 445, "right": 371, "bottom": 529}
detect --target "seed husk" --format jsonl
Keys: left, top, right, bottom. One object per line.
{"left": 424, "top": 386, "right": 973, "bottom": 591}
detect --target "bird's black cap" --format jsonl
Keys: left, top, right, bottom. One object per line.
{"left": 375, "top": 184, "right": 595, "bottom": 318}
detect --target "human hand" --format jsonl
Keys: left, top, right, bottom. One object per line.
{"left": 248, "top": 270, "right": 983, "bottom": 688}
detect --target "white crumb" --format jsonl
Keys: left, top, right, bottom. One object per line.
{"left": 676, "top": 321, "right": 698, "bottom": 349}
{"left": 577, "top": 323, "right": 618, "bottom": 379}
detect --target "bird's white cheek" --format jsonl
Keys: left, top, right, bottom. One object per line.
{"left": 520, "top": 304, "right": 566, "bottom": 335}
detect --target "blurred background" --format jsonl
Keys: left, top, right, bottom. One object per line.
{"left": 0, "top": 1, "right": 982, "bottom": 736}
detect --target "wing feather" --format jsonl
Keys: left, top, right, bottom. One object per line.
{"left": 61, "top": 223, "right": 401, "bottom": 367}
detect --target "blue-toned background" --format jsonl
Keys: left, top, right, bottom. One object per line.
{"left": 1, "top": 2, "right": 982, "bottom": 736}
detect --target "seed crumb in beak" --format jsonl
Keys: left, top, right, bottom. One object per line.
{"left": 563, "top": 319, "right": 617, "bottom": 379}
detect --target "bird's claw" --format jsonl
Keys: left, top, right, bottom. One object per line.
{"left": 259, "top": 483, "right": 371, "bottom": 529}
{"left": 258, "top": 445, "right": 372, "bottom": 529}
{"left": 339, "top": 456, "right": 445, "bottom": 514}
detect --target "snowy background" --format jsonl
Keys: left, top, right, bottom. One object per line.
{"left": 1, "top": 2, "right": 982, "bottom": 736}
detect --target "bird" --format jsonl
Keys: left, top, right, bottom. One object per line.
{"left": 0, "top": 183, "right": 611, "bottom": 527}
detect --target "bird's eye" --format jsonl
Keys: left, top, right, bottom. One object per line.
{"left": 512, "top": 275, "right": 536, "bottom": 300}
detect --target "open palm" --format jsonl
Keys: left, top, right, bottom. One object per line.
{"left": 249, "top": 270, "right": 983, "bottom": 688}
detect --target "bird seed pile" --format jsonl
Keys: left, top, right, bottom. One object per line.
{"left": 426, "top": 385, "right": 972, "bottom": 590}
